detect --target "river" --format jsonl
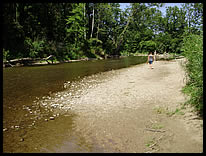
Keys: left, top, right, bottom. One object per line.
{"left": 3, "top": 56, "right": 147, "bottom": 153}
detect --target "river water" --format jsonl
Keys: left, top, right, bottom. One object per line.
{"left": 3, "top": 56, "right": 147, "bottom": 153}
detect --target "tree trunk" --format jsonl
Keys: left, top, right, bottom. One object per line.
{"left": 84, "top": 3, "right": 86, "bottom": 40}
{"left": 15, "top": 3, "right": 18, "bottom": 22}
{"left": 90, "top": 4, "right": 94, "bottom": 38}
{"left": 96, "top": 5, "right": 100, "bottom": 40}
{"left": 96, "top": 15, "right": 99, "bottom": 39}
{"left": 115, "top": 9, "right": 134, "bottom": 55}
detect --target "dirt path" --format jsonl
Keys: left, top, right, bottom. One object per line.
{"left": 47, "top": 58, "right": 202, "bottom": 153}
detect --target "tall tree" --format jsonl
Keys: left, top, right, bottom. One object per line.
{"left": 90, "top": 3, "right": 95, "bottom": 38}
{"left": 182, "top": 3, "right": 203, "bottom": 34}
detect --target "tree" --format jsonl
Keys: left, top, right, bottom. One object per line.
{"left": 182, "top": 3, "right": 203, "bottom": 34}
{"left": 163, "top": 6, "right": 187, "bottom": 53}
{"left": 65, "top": 3, "right": 85, "bottom": 59}
{"left": 2, "top": 3, "right": 203, "bottom": 60}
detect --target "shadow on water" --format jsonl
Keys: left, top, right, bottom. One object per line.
{"left": 3, "top": 113, "right": 75, "bottom": 153}
{"left": 3, "top": 56, "right": 147, "bottom": 152}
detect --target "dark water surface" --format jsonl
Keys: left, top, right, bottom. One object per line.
{"left": 3, "top": 56, "right": 147, "bottom": 152}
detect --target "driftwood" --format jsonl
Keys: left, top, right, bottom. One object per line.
{"left": 42, "top": 55, "right": 54, "bottom": 64}
{"left": 3, "top": 55, "right": 54, "bottom": 67}
{"left": 144, "top": 128, "right": 166, "bottom": 133}
{"left": 145, "top": 149, "right": 159, "bottom": 153}
{"left": 7, "top": 58, "right": 33, "bottom": 62}
{"left": 7, "top": 55, "right": 54, "bottom": 62}
{"left": 145, "top": 135, "right": 164, "bottom": 153}
{"left": 149, "top": 135, "right": 164, "bottom": 148}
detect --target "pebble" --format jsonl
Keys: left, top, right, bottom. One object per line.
{"left": 3, "top": 128, "right": 8, "bottom": 132}
{"left": 20, "top": 138, "right": 24, "bottom": 142}
{"left": 49, "top": 117, "right": 55, "bottom": 120}
{"left": 15, "top": 125, "right": 20, "bottom": 128}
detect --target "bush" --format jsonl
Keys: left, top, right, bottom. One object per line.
{"left": 139, "top": 40, "right": 156, "bottom": 52}
{"left": 182, "top": 32, "right": 203, "bottom": 116}
{"left": 120, "top": 50, "right": 129, "bottom": 56}
{"left": 44, "top": 40, "right": 57, "bottom": 58}
{"left": 65, "top": 44, "right": 80, "bottom": 60}
{"left": 81, "top": 38, "right": 104, "bottom": 58}
{"left": 3, "top": 49, "right": 10, "bottom": 61}
{"left": 24, "top": 37, "right": 45, "bottom": 58}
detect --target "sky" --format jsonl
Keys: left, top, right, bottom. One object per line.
{"left": 159, "top": 3, "right": 184, "bottom": 16}
{"left": 119, "top": 3, "right": 184, "bottom": 16}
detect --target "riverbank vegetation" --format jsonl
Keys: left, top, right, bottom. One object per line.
{"left": 3, "top": 3, "right": 202, "bottom": 60}
{"left": 182, "top": 32, "right": 203, "bottom": 116}
{"left": 2, "top": 3, "right": 203, "bottom": 115}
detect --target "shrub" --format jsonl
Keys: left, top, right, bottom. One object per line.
{"left": 44, "top": 40, "right": 57, "bottom": 57}
{"left": 3, "top": 49, "right": 10, "bottom": 61}
{"left": 24, "top": 37, "right": 45, "bottom": 58}
{"left": 139, "top": 40, "right": 156, "bottom": 52}
{"left": 182, "top": 32, "right": 203, "bottom": 116}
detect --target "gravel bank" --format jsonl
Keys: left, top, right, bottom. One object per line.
{"left": 52, "top": 58, "right": 203, "bottom": 153}
{"left": 4, "top": 58, "right": 202, "bottom": 153}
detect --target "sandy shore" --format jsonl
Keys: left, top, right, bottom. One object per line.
{"left": 56, "top": 58, "right": 203, "bottom": 153}
{"left": 4, "top": 58, "right": 202, "bottom": 153}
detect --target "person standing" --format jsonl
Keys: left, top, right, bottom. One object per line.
{"left": 147, "top": 51, "right": 154, "bottom": 69}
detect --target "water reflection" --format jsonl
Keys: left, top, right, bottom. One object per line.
{"left": 3, "top": 56, "right": 147, "bottom": 152}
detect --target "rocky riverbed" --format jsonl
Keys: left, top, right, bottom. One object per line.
{"left": 3, "top": 58, "right": 203, "bottom": 153}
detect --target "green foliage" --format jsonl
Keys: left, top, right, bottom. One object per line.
{"left": 24, "top": 37, "right": 45, "bottom": 58}
{"left": 3, "top": 49, "right": 10, "bottom": 61}
{"left": 182, "top": 3, "right": 203, "bottom": 34}
{"left": 65, "top": 3, "right": 85, "bottom": 43}
{"left": 2, "top": 3, "right": 203, "bottom": 61}
{"left": 88, "top": 38, "right": 104, "bottom": 56}
{"left": 65, "top": 43, "right": 79, "bottom": 60}
{"left": 166, "top": 108, "right": 185, "bottom": 116}
{"left": 182, "top": 32, "right": 203, "bottom": 116}
{"left": 44, "top": 40, "right": 57, "bottom": 57}
{"left": 120, "top": 50, "right": 130, "bottom": 56}
{"left": 88, "top": 38, "right": 103, "bottom": 46}
{"left": 139, "top": 40, "right": 156, "bottom": 52}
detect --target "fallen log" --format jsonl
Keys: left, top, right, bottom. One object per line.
{"left": 3, "top": 55, "right": 55, "bottom": 67}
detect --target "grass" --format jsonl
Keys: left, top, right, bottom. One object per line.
{"left": 154, "top": 107, "right": 167, "bottom": 114}
{"left": 151, "top": 123, "right": 164, "bottom": 129}
{"left": 154, "top": 106, "right": 185, "bottom": 117}
{"left": 145, "top": 140, "right": 155, "bottom": 147}
{"left": 166, "top": 108, "right": 185, "bottom": 117}
{"left": 181, "top": 32, "right": 203, "bottom": 117}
